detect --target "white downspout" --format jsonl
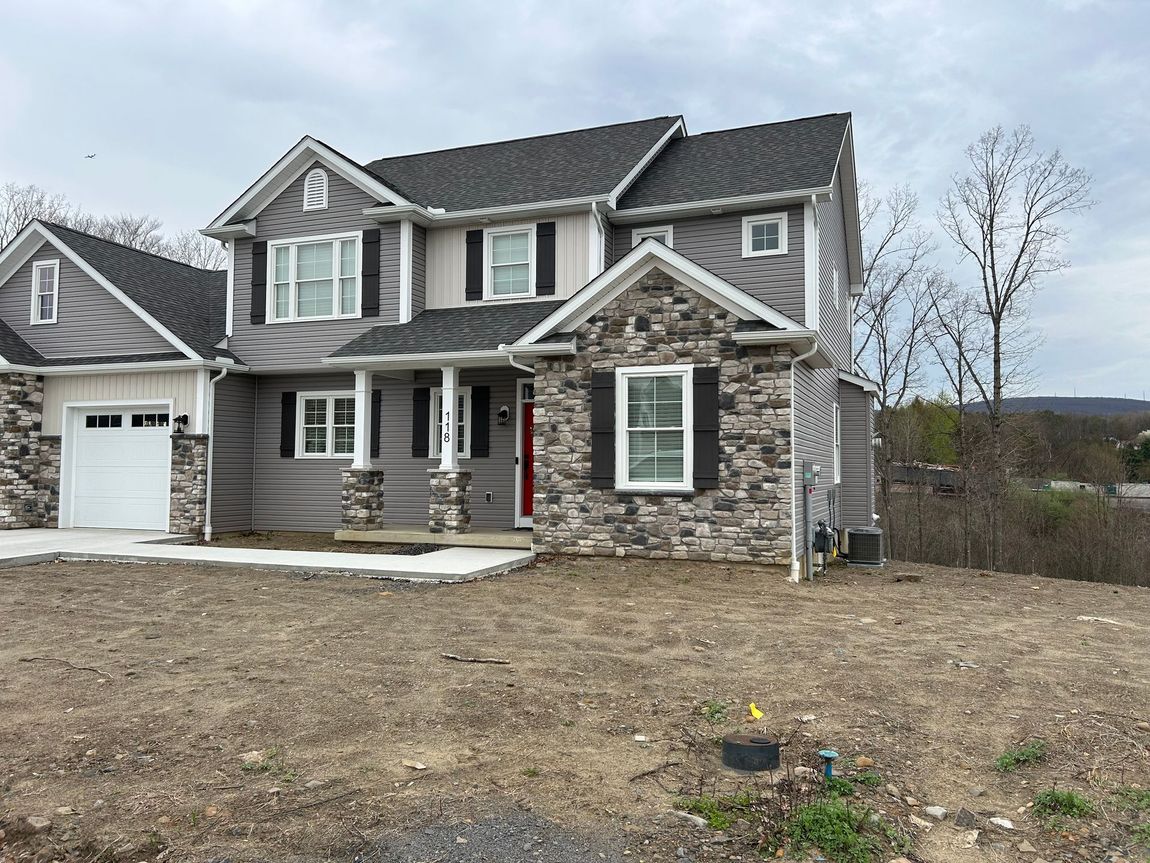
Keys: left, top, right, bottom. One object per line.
{"left": 506, "top": 353, "right": 534, "bottom": 374}
{"left": 202, "top": 367, "right": 229, "bottom": 542}
{"left": 789, "top": 338, "right": 819, "bottom": 582}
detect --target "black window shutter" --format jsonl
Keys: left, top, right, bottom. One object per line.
{"left": 250, "top": 241, "right": 267, "bottom": 325}
{"left": 370, "top": 388, "right": 382, "bottom": 459}
{"left": 692, "top": 366, "right": 721, "bottom": 488}
{"left": 411, "top": 387, "right": 431, "bottom": 458}
{"left": 471, "top": 386, "right": 490, "bottom": 458}
{"left": 361, "top": 228, "right": 381, "bottom": 317}
{"left": 536, "top": 222, "right": 556, "bottom": 296}
{"left": 590, "top": 371, "right": 615, "bottom": 488}
{"left": 279, "top": 391, "right": 297, "bottom": 457}
{"left": 465, "top": 229, "right": 483, "bottom": 301}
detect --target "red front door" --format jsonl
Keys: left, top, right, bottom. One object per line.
{"left": 521, "top": 396, "right": 534, "bottom": 518}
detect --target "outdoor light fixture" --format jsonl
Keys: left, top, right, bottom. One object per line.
{"left": 497, "top": 405, "right": 511, "bottom": 425}
{"left": 173, "top": 413, "right": 189, "bottom": 433}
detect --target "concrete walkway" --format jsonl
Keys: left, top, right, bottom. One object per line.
{"left": 0, "top": 529, "right": 534, "bottom": 582}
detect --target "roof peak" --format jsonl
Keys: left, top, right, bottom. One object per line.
{"left": 369, "top": 116, "right": 681, "bottom": 164}
{"left": 685, "top": 112, "right": 850, "bottom": 140}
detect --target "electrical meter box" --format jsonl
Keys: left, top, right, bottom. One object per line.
{"left": 802, "top": 461, "right": 821, "bottom": 489}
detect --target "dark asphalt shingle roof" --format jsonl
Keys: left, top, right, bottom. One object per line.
{"left": 363, "top": 117, "right": 681, "bottom": 211}
{"left": 330, "top": 301, "right": 566, "bottom": 358}
{"left": 0, "top": 318, "right": 46, "bottom": 365}
{"left": 41, "top": 222, "right": 234, "bottom": 361}
{"left": 617, "top": 113, "right": 850, "bottom": 209}
{"left": 37, "top": 352, "right": 191, "bottom": 366}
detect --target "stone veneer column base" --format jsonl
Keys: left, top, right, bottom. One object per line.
{"left": 428, "top": 469, "right": 472, "bottom": 534}
{"left": 1, "top": 372, "right": 45, "bottom": 529}
{"left": 170, "top": 434, "right": 208, "bottom": 535}
{"left": 341, "top": 468, "right": 386, "bottom": 531}
{"left": 39, "top": 435, "right": 62, "bottom": 528}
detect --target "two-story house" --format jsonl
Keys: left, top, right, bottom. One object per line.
{"left": 0, "top": 113, "right": 875, "bottom": 575}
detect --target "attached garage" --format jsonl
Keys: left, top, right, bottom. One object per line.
{"left": 64, "top": 405, "right": 172, "bottom": 531}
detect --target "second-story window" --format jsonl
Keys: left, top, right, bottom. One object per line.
{"left": 269, "top": 234, "right": 360, "bottom": 322}
{"left": 742, "top": 213, "right": 788, "bottom": 258}
{"left": 30, "top": 259, "right": 59, "bottom": 325}
{"left": 485, "top": 226, "right": 534, "bottom": 299}
{"left": 632, "top": 225, "right": 674, "bottom": 248}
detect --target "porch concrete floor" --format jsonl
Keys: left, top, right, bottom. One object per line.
{"left": 334, "top": 524, "right": 533, "bottom": 549}
{"left": 1, "top": 529, "right": 534, "bottom": 581}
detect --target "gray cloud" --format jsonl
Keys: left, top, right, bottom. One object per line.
{"left": 0, "top": 0, "right": 1145, "bottom": 396}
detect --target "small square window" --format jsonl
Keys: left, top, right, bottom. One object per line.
{"left": 632, "top": 225, "right": 674, "bottom": 249}
{"left": 742, "top": 213, "right": 788, "bottom": 258}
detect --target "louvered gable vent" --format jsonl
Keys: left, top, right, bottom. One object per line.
{"left": 303, "top": 167, "right": 329, "bottom": 211}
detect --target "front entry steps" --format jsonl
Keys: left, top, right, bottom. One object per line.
{"left": 334, "top": 525, "right": 533, "bottom": 550}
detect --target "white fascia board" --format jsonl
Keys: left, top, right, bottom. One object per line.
{"left": 835, "top": 119, "right": 864, "bottom": 288}
{"left": 607, "top": 117, "right": 686, "bottom": 208}
{"left": 497, "top": 338, "right": 576, "bottom": 356}
{"left": 362, "top": 195, "right": 611, "bottom": 228}
{"left": 608, "top": 186, "right": 834, "bottom": 224}
{"left": 205, "top": 136, "right": 410, "bottom": 231}
{"left": 0, "top": 358, "right": 245, "bottom": 376}
{"left": 514, "top": 239, "right": 804, "bottom": 347}
{"left": 837, "top": 369, "right": 880, "bottom": 394}
{"left": 0, "top": 222, "right": 56, "bottom": 287}
{"left": 35, "top": 224, "right": 199, "bottom": 359}
{"left": 200, "top": 220, "right": 257, "bottom": 241}
{"left": 322, "top": 349, "right": 509, "bottom": 370}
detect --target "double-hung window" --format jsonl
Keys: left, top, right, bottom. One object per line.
{"left": 269, "top": 234, "right": 360, "bottom": 322}
{"left": 616, "top": 365, "right": 693, "bottom": 491}
{"left": 429, "top": 387, "right": 471, "bottom": 458}
{"left": 297, "top": 393, "right": 355, "bottom": 458}
{"left": 485, "top": 226, "right": 534, "bottom": 298}
{"left": 741, "top": 213, "right": 788, "bottom": 257}
{"left": 833, "top": 403, "right": 842, "bottom": 484}
{"left": 30, "top": 260, "right": 59, "bottom": 324}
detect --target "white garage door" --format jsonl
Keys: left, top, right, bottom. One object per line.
{"left": 71, "top": 408, "right": 171, "bottom": 530}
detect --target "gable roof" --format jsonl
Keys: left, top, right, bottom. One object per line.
{"left": 40, "top": 223, "right": 232, "bottom": 361}
{"left": 617, "top": 113, "right": 851, "bottom": 210}
{"left": 328, "top": 300, "right": 566, "bottom": 362}
{"left": 0, "top": 317, "right": 46, "bottom": 366}
{"left": 362, "top": 117, "right": 683, "bottom": 211}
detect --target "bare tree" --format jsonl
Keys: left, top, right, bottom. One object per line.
{"left": 939, "top": 125, "right": 1093, "bottom": 568}
{"left": 853, "top": 183, "right": 940, "bottom": 548}
{"left": 69, "top": 212, "right": 166, "bottom": 254}
{"left": 161, "top": 229, "right": 227, "bottom": 269}
{"left": 1, "top": 183, "right": 76, "bottom": 246}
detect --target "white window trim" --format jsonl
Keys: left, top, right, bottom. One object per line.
{"left": 302, "top": 167, "right": 329, "bottom": 211}
{"left": 833, "top": 402, "right": 842, "bottom": 485}
{"left": 631, "top": 225, "right": 674, "bottom": 249}
{"left": 295, "top": 390, "right": 356, "bottom": 459}
{"left": 30, "top": 259, "right": 59, "bottom": 325}
{"left": 741, "top": 212, "right": 789, "bottom": 258}
{"left": 614, "top": 364, "right": 694, "bottom": 493}
{"left": 429, "top": 385, "right": 473, "bottom": 459}
{"left": 482, "top": 223, "right": 536, "bottom": 301}
{"left": 266, "top": 232, "right": 362, "bottom": 324}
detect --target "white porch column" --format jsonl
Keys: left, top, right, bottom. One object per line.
{"left": 438, "top": 365, "right": 459, "bottom": 470}
{"left": 351, "top": 369, "right": 374, "bottom": 469}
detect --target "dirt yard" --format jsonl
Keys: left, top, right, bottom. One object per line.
{"left": 1, "top": 555, "right": 1148, "bottom": 863}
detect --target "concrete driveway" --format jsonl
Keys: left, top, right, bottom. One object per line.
{"left": 0, "top": 528, "right": 534, "bottom": 581}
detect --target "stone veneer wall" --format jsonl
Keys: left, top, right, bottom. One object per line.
{"left": 1, "top": 373, "right": 46, "bottom": 529}
{"left": 341, "top": 468, "right": 386, "bottom": 530}
{"left": 532, "top": 268, "right": 793, "bottom": 563}
{"left": 428, "top": 469, "right": 472, "bottom": 533}
{"left": 38, "top": 435, "right": 61, "bottom": 528}
{"left": 170, "top": 434, "right": 208, "bottom": 535}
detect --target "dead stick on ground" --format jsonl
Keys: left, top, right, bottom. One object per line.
{"left": 19, "top": 656, "right": 112, "bottom": 678}
{"left": 629, "top": 761, "right": 682, "bottom": 782}
{"left": 273, "top": 788, "right": 358, "bottom": 817}
{"left": 440, "top": 652, "right": 511, "bottom": 665}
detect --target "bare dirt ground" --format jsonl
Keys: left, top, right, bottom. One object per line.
{"left": 2, "top": 555, "right": 1148, "bottom": 863}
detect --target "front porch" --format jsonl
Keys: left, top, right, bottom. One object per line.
{"left": 333, "top": 524, "right": 533, "bottom": 549}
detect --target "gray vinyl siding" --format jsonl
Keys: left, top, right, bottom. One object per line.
{"left": 817, "top": 173, "right": 852, "bottom": 369}
{"left": 609, "top": 205, "right": 806, "bottom": 323}
{"left": 209, "top": 372, "right": 257, "bottom": 533}
{"left": 252, "top": 367, "right": 523, "bottom": 532}
{"left": 838, "top": 379, "right": 874, "bottom": 530}
{"left": 228, "top": 161, "right": 401, "bottom": 370}
{"left": 0, "top": 241, "right": 173, "bottom": 357}
{"left": 601, "top": 217, "right": 614, "bottom": 273}
{"left": 411, "top": 223, "right": 427, "bottom": 316}
{"left": 792, "top": 362, "right": 841, "bottom": 555}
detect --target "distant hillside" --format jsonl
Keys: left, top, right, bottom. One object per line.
{"left": 966, "top": 396, "right": 1150, "bottom": 416}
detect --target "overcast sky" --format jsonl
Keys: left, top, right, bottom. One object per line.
{"left": 1, "top": 0, "right": 1146, "bottom": 398}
